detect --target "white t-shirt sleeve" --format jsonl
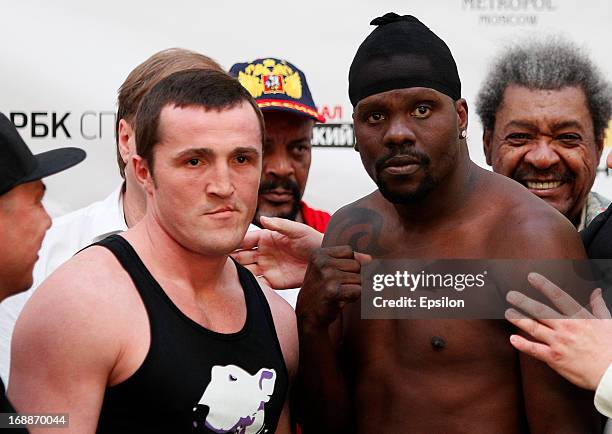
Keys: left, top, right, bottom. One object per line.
{"left": 595, "top": 363, "right": 612, "bottom": 418}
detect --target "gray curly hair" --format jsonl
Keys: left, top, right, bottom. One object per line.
{"left": 475, "top": 38, "right": 612, "bottom": 139}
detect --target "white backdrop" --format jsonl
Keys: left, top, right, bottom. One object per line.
{"left": 1, "top": 0, "right": 611, "bottom": 217}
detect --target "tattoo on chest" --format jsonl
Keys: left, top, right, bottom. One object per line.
{"left": 327, "top": 207, "right": 391, "bottom": 256}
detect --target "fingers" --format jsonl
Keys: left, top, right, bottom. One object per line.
{"left": 330, "top": 258, "right": 362, "bottom": 273}
{"left": 334, "top": 269, "right": 363, "bottom": 285}
{"left": 508, "top": 334, "right": 553, "bottom": 364}
{"left": 241, "top": 263, "right": 262, "bottom": 277}
{"left": 312, "top": 247, "right": 364, "bottom": 275}
{"left": 505, "top": 308, "right": 554, "bottom": 344}
{"left": 506, "top": 290, "right": 563, "bottom": 324}
{"left": 336, "top": 284, "right": 362, "bottom": 305}
{"left": 322, "top": 245, "right": 358, "bottom": 260}
{"left": 527, "top": 272, "right": 583, "bottom": 316}
{"left": 324, "top": 269, "right": 363, "bottom": 306}
{"left": 590, "top": 288, "right": 612, "bottom": 319}
{"left": 354, "top": 252, "right": 373, "bottom": 265}
{"left": 259, "top": 216, "right": 298, "bottom": 233}
{"left": 309, "top": 247, "right": 363, "bottom": 299}
{"left": 237, "top": 229, "right": 263, "bottom": 251}
{"left": 231, "top": 249, "right": 258, "bottom": 266}
{"left": 261, "top": 216, "right": 320, "bottom": 240}
{"left": 299, "top": 246, "right": 366, "bottom": 326}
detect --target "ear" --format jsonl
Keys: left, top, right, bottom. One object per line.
{"left": 455, "top": 98, "right": 468, "bottom": 133}
{"left": 257, "top": 368, "right": 276, "bottom": 397}
{"left": 595, "top": 133, "right": 605, "bottom": 162}
{"left": 132, "top": 154, "right": 154, "bottom": 196}
{"left": 118, "top": 119, "right": 135, "bottom": 164}
{"left": 483, "top": 129, "right": 493, "bottom": 166}
{"left": 351, "top": 111, "right": 359, "bottom": 152}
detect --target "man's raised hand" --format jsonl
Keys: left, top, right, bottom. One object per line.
{"left": 296, "top": 246, "right": 371, "bottom": 331}
{"left": 232, "top": 216, "right": 323, "bottom": 289}
{"left": 505, "top": 272, "right": 612, "bottom": 390}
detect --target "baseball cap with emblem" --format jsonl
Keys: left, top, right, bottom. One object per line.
{"left": 0, "top": 112, "right": 86, "bottom": 196}
{"left": 229, "top": 58, "right": 325, "bottom": 123}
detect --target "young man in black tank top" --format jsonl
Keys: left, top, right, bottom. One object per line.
{"left": 9, "top": 70, "right": 297, "bottom": 433}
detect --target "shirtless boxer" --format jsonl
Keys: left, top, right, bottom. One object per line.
{"left": 296, "top": 13, "right": 600, "bottom": 433}
{"left": 9, "top": 69, "right": 297, "bottom": 433}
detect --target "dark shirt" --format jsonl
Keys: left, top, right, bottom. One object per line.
{"left": 0, "top": 379, "right": 28, "bottom": 433}
{"left": 94, "top": 235, "right": 288, "bottom": 434}
{"left": 582, "top": 203, "right": 612, "bottom": 259}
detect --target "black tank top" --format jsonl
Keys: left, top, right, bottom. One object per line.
{"left": 94, "top": 235, "right": 288, "bottom": 433}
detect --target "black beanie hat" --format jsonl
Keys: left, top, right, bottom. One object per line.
{"left": 348, "top": 13, "right": 461, "bottom": 106}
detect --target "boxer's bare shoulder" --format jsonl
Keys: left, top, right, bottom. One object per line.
{"left": 9, "top": 243, "right": 148, "bottom": 413}
{"left": 323, "top": 191, "right": 391, "bottom": 254}
{"left": 475, "top": 168, "right": 585, "bottom": 259}
{"left": 24, "top": 244, "right": 139, "bottom": 318}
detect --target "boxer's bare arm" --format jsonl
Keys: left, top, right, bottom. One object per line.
{"left": 296, "top": 305, "right": 345, "bottom": 434}
{"left": 8, "top": 247, "right": 136, "bottom": 433}
{"left": 504, "top": 211, "right": 601, "bottom": 432}
{"left": 261, "top": 284, "right": 298, "bottom": 434}
{"left": 296, "top": 205, "right": 368, "bottom": 434}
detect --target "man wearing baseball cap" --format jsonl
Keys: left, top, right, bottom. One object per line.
{"left": 230, "top": 58, "right": 330, "bottom": 233}
{"left": 0, "top": 112, "right": 84, "bottom": 423}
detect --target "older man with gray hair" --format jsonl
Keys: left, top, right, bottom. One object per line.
{"left": 476, "top": 38, "right": 612, "bottom": 229}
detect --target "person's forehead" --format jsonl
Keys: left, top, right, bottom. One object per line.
{"left": 156, "top": 104, "right": 261, "bottom": 152}
{"left": 498, "top": 84, "right": 592, "bottom": 123}
{"left": 263, "top": 111, "right": 313, "bottom": 128}
{"left": 159, "top": 103, "right": 259, "bottom": 134}
{"left": 262, "top": 111, "right": 313, "bottom": 141}
{"left": 0, "top": 180, "right": 44, "bottom": 206}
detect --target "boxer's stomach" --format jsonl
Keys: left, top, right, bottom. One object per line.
{"left": 343, "top": 319, "right": 528, "bottom": 433}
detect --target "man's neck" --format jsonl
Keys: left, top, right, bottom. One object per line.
{"left": 570, "top": 204, "right": 586, "bottom": 229}
{"left": 122, "top": 182, "right": 146, "bottom": 228}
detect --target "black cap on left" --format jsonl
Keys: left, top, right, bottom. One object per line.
{"left": 0, "top": 112, "right": 86, "bottom": 196}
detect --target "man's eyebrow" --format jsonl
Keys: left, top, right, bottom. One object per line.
{"left": 287, "top": 136, "right": 312, "bottom": 145}
{"left": 550, "top": 120, "right": 585, "bottom": 132}
{"left": 174, "top": 146, "right": 261, "bottom": 160}
{"left": 173, "top": 148, "right": 215, "bottom": 160}
{"left": 231, "top": 146, "right": 261, "bottom": 156}
{"left": 356, "top": 100, "right": 385, "bottom": 113}
{"left": 504, "top": 120, "right": 538, "bottom": 131}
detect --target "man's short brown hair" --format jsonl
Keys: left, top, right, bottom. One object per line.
{"left": 115, "top": 48, "right": 222, "bottom": 178}
{"left": 135, "top": 69, "right": 264, "bottom": 176}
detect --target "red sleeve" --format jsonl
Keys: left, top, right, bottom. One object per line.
{"left": 300, "top": 201, "right": 331, "bottom": 233}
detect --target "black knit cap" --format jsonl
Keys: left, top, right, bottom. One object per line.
{"left": 348, "top": 13, "right": 461, "bottom": 106}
